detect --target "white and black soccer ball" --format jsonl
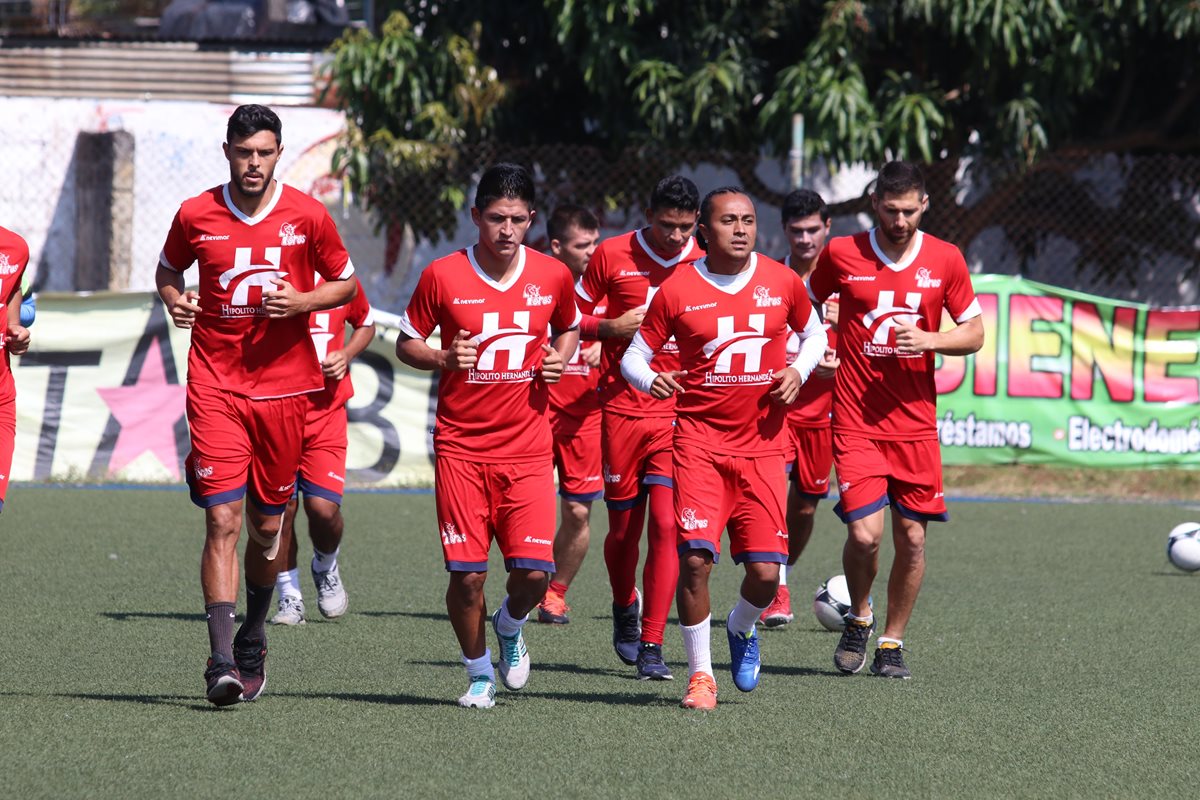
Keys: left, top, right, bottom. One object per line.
{"left": 1166, "top": 522, "right": 1200, "bottom": 572}
{"left": 812, "top": 574, "right": 871, "bottom": 631}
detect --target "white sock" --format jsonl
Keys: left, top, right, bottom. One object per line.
{"left": 847, "top": 611, "right": 874, "bottom": 626}
{"left": 878, "top": 636, "right": 903, "bottom": 649}
{"left": 727, "top": 595, "right": 767, "bottom": 636}
{"left": 680, "top": 616, "right": 713, "bottom": 677}
{"left": 462, "top": 649, "right": 495, "bottom": 681}
{"left": 779, "top": 564, "right": 788, "bottom": 587}
{"left": 312, "top": 546, "right": 339, "bottom": 573}
{"left": 495, "top": 597, "right": 527, "bottom": 637}
{"left": 276, "top": 568, "right": 301, "bottom": 598}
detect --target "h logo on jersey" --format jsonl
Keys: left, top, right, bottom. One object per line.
{"left": 862, "top": 291, "right": 921, "bottom": 357}
{"left": 218, "top": 247, "right": 285, "bottom": 317}
{"left": 753, "top": 285, "right": 782, "bottom": 307}
{"left": 0, "top": 253, "right": 16, "bottom": 276}
{"left": 701, "top": 315, "right": 772, "bottom": 385}
{"left": 522, "top": 283, "right": 554, "bottom": 307}
{"left": 915, "top": 267, "right": 941, "bottom": 288}
{"left": 279, "top": 222, "right": 306, "bottom": 246}
{"left": 310, "top": 311, "right": 334, "bottom": 363}
{"left": 470, "top": 311, "right": 537, "bottom": 382}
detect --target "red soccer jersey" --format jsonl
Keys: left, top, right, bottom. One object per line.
{"left": 308, "top": 276, "right": 374, "bottom": 409}
{"left": 636, "top": 254, "right": 818, "bottom": 455}
{"left": 787, "top": 324, "right": 836, "bottom": 429}
{"left": 578, "top": 229, "right": 701, "bottom": 417}
{"left": 0, "top": 225, "right": 28, "bottom": 399}
{"left": 548, "top": 300, "right": 605, "bottom": 423}
{"left": 159, "top": 182, "right": 355, "bottom": 399}
{"left": 808, "top": 229, "right": 980, "bottom": 440}
{"left": 399, "top": 245, "right": 581, "bottom": 463}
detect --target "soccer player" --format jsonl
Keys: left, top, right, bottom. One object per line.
{"left": 156, "top": 104, "right": 358, "bottom": 706}
{"left": 576, "top": 175, "right": 701, "bottom": 681}
{"left": 760, "top": 189, "right": 837, "bottom": 627}
{"left": 808, "top": 161, "right": 983, "bottom": 679}
{"left": 622, "top": 187, "right": 827, "bottom": 710}
{"left": 270, "top": 276, "right": 376, "bottom": 625}
{"left": 0, "top": 226, "right": 32, "bottom": 515}
{"left": 395, "top": 163, "right": 580, "bottom": 709}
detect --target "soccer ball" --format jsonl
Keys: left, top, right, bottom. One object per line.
{"left": 812, "top": 575, "right": 871, "bottom": 631}
{"left": 1166, "top": 522, "right": 1200, "bottom": 572}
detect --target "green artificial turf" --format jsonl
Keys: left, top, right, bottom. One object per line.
{"left": 2, "top": 488, "right": 1198, "bottom": 798}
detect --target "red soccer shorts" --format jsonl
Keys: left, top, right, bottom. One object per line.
{"left": 787, "top": 423, "right": 833, "bottom": 499}
{"left": 601, "top": 410, "right": 674, "bottom": 507}
{"left": 552, "top": 408, "right": 603, "bottom": 502}
{"left": 435, "top": 455, "right": 556, "bottom": 573}
{"left": 673, "top": 442, "right": 789, "bottom": 565}
{"left": 185, "top": 383, "right": 306, "bottom": 515}
{"left": 0, "top": 391, "right": 14, "bottom": 511}
{"left": 297, "top": 392, "right": 348, "bottom": 505}
{"left": 832, "top": 433, "right": 949, "bottom": 523}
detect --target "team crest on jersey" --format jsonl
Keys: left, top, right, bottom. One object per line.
{"left": 680, "top": 507, "right": 709, "bottom": 531}
{"left": 522, "top": 283, "right": 554, "bottom": 307}
{"left": 915, "top": 267, "right": 941, "bottom": 288}
{"left": 442, "top": 522, "right": 467, "bottom": 545}
{"left": 278, "top": 222, "right": 307, "bottom": 246}
{"left": 0, "top": 253, "right": 16, "bottom": 276}
{"left": 753, "top": 285, "right": 782, "bottom": 307}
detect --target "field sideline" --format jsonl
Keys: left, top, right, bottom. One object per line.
{"left": 2, "top": 486, "right": 1198, "bottom": 798}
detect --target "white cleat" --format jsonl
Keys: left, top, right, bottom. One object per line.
{"left": 270, "top": 594, "right": 306, "bottom": 626}
{"left": 313, "top": 563, "right": 349, "bottom": 619}
{"left": 458, "top": 676, "right": 497, "bottom": 708}
{"left": 491, "top": 609, "right": 530, "bottom": 690}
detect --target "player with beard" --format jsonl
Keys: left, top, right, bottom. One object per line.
{"left": 808, "top": 161, "right": 983, "bottom": 679}
{"left": 157, "top": 104, "right": 358, "bottom": 705}
{"left": 622, "top": 188, "right": 827, "bottom": 709}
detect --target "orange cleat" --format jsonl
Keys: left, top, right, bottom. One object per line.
{"left": 760, "top": 585, "right": 794, "bottom": 628}
{"left": 537, "top": 585, "right": 571, "bottom": 624}
{"left": 680, "top": 672, "right": 718, "bottom": 710}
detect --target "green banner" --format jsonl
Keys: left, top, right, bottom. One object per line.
{"left": 936, "top": 275, "right": 1200, "bottom": 467}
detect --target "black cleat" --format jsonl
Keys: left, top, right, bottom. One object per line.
{"left": 204, "top": 656, "right": 243, "bottom": 707}
{"left": 233, "top": 633, "right": 268, "bottom": 701}
{"left": 870, "top": 645, "right": 912, "bottom": 679}
{"left": 612, "top": 590, "right": 642, "bottom": 666}
{"left": 833, "top": 618, "right": 874, "bottom": 674}
{"left": 635, "top": 642, "right": 674, "bottom": 681}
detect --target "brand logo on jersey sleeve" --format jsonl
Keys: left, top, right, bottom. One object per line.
{"left": 848, "top": 275, "right": 876, "bottom": 282}
{"left": 468, "top": 311, "right": 538, "bottom": 383}
{"left": 915, "top": 267, "right": 942, "bottom": 288}
{"left": 685, "top": 302, "right": 718, "bottom": 312}
{"left": 753, "top": 286, "right": 782, "bottom": 307}
{"left": 522, "top": 283, "right": 554, "bottom": 307}
{"left": 862, "top": 291, "right": 922, "bottom": 358}
{"left": 619, "top": 270, "right": 651, "bottom": 277}
{"left": 0, "top": 253, "right": 16, "bottom": 276}
{"left": 218, "top": 247, "right": 285, "bottom": 317}
{"left": 199, "top": 234, "right": 230, "bottom": 242}
{"left": 453, "top": 297, "right": 485, "bottom": 305}
{"left": 279, "top": 222, "right": 307, "bottom": 246}
{"left": 700, "top": 315, "right": 774, "bottom": 386}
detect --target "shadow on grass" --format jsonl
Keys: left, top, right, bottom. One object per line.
{"left": 99, "top": 611, "right": 206, "bottom": 622}
{"left": 357, "top": 610, "right": 450, "bottom": 622}
{"left": 51, "top": 692, "right": 213, "bottom": 711}
{"left": 406, "top": 659, "right": 630, "bottom": 679}
{"left": 512, "top": 690, "right": 677, "bottom": 707}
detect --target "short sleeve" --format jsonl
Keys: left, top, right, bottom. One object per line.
{"left": 636, "top": 282, "right": 672, "bottom": 353}
{"left": 311, "top": 209, "right": 354, "bottom": 281}
{"left": 399, "top": 264, "right": 440, "bottom": 340}
{"left": 346, "top": 278, "right": 374, "bottom": 328}
{"left": 787, "top": 270, "right": 818, "bottom": 332}
{"left": 551, "top": 263, "right": 582, "bottom": 331}
{"left": 577, "top": 244, "right": 607, "bottom": 311}
{"left": 159, "top": 208, "right": 196, "bottom": 272}
{"left": 943, "top": 249, "right": 980, "bottom": 323}
{"left": 807, "top": 247, "right": 836, "bottom": 304}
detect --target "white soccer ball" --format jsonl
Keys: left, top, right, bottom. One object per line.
{"left": 1167, "top": 522, "right": 1200, "bottom": 572}
{"left": 812, "top": 574, "right": 871, "bottom": 631}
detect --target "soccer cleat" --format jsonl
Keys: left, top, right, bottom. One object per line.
{"left": 760, "top": 585, "right": 794, "bottom": 628}
{"left": 204, "top": 656, "right": 243, "bottom": 707}
{"left": 726, "top": 613, "right": 762, "bottom": 692}
{"left": 611, "top": 589, "right": 642, "bottom": 666}
{"left": 680, "top": 672, "right": 718, "bottom": 710}
{"left": 313, "top": 562, "right": 349, "bottom": 619}
{"left": 536, "top": 585, "right": 570, "bottom": 624}
{"left": 270, "top": 594, "right": 306, "bottom": 626}
{"left": 870, "top": 644, "right": 912, "bottom": 679}
{"left": 635, "top": 642, "right": 674, "bottom": 681}
{"left": 491, "top": 609, "right": 531, "bottom": 690}
{"left": 833, "top": 617, "right": 875, "bottom": 674}
{"left": 457, "top": 675, "right": 497, "bottom": 708}
{"left": 233, "top": 633, "right": 268, "bottom": 702}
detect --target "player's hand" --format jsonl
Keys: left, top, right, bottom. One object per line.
{"left": 650, "top": 370, "right": 686, "bottom": 399}
{"left": 604, "top": 307, "right": 646, "bottom": 339}
{"left": 540, "top": 344, "right": 564, "bottom": 384}
{"left": 169, "top": 290, "right": 201, "bottom": 329}
{"left": 770, "top": 366, "right": 802, "bottom": 405}
{"left": 322, "top": 349, "right": 350, "bottom": 380}
{"left": 814, "top": 347, "right": 840, "bottom": 379}
{"left": 444, "top": 329, "right": 477, "bottom": 371}
{"left": 894, "top": 323, "right": 933, "bottom": 355}
{"left": 264, "top": 277, "right": 305, "bottom": 318}
{"left": 5, "top": 324, "right": 30, "bottom": 356}
{"left": 581, "top": 341, "right": 602, "bottom": 368}
{"left": 824, "top": 297, "right": 840, "bottom": 330}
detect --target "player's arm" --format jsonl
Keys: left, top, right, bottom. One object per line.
{"left": 597, "top": 307, "right": 645, "bottom": 339}
{"left": 5, "top": 280, "right": 29, "bottom": 356}
{"left": 541, "top": 325, "right": 580, "bottom": 384}
{"left": 894, "top": 314, "right": 983, "bottom": 356}
{"left": 323, "top": 322, "right": 376, "bottom": 381}
{"left": 156, "top": 263, "right": 201, "bottom": 330}
{"left": 621, "top": 332, "right": 683, "bottom": 399}
{"left": 772, "top": 304, "right": 828, "bottom": 405}
{"left": 396, "top": 330, "right": 477, "bottom": 372}
{"left": 265, "top": 275, "right": 356, "bottom": 319}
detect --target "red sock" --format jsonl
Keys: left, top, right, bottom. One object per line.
{"left": 640, "top": 483, "right": 679, "bottom": 646}
{"left": 548, "top": 580, "right": 569, "bottom": 597}
{"left": 604, "top": 500, "right": 646, "bottom": 607}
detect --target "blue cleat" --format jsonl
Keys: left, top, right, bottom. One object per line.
{"left": 726, "top": 612, "right": 761, "bottom": 692}
{"left": 611, "top": 589, "right": 642, "bottom": 666}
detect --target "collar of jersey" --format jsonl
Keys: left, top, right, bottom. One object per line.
{"left": 869, "top": 228, "right": 924, "bottom": 271}
{"left": 222, "top": 180, "right": 284, "bottom": 226}
{"left": 634, "top": 229, "right": 694, "bottom": 268}
{"left": 693, "top": 252, "right": 757, "bottom": 294}
{"left": 467, "top": 244, "right": 526, "bottom": 291}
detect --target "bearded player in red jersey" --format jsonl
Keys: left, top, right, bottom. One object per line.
{"left": 0, "top": 226, "right": 32, "bottom": 515}
{"left": 270, "top": 277, "right": 375, "bottom": 625}
{"left": 809, "top": 161, "right": 983, "bottom": 679}
{"left": 396, "top": 164, "right": 580, "bottom": 708}
{"left": 156, "top": 105, "right": 358, "bottom": 706}
{"left": 576, "top": 176, "right": 701, "bottom": 681}
{"left": 623, "top": 188, "right": 827, "bottom": 709}
{"left": 760, "top": 189, "right": 837, "bottom": 627}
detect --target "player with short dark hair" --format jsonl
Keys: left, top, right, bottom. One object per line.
{"left": 760, "top": 189, "right": 838, "bottom": 627}
{"left": 576, "top": 175, "right": 702, "bottom": 681}
{"left": 622, "top": 187, "right": 827, "bottom": 709}
{"left": 396, "top": 163, "right": 581, "bottom": 708}
{"left": 156, "top": 103, "right": 359, "bottom": 706}
{"left": 0, "top": 226, "right": 32, "bottom": 515}
{"left": 271, "top": 277, "right": 376, "bottom": 626}
{"left": 808, "top": 161, "right": 983, "bottom": 679}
